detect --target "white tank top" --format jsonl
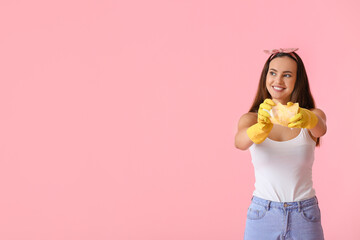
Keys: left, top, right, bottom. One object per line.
{"left": 249, "top": 128, "right": 317, "bottom": 202}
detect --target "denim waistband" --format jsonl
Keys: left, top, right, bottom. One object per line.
{"left": 251, "top": 195, "right": 319, "bottom": 211}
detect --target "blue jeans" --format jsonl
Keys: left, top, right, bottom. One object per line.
{"left": 244, "top": 195, "right": 324, "bottom": 240}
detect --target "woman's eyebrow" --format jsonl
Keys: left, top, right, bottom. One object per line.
{"left": 270, "top": 68, "right": 293, "bottom": 73}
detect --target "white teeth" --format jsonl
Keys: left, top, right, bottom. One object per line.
{"left": 273, "top": 86, "right": 285, "bottom": 90}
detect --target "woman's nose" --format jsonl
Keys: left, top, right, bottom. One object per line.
{"left": 274, "top": 76, "right": 284, "bottom": 84}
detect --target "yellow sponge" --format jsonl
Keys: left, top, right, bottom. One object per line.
{"left": 266, "top": 101, "right": 299, "bottom": 127}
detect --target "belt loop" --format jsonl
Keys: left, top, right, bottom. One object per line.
{"left": 315, "top": 196, "right": 318, "bottom": 204}
{"left": 297, "top": 200, "right": 301, "bottom": 212}
{"left": 266, "top": 200, "right": 271, "bottom": 211}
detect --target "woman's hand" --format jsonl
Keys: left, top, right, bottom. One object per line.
{"left": 246, "top": 98, "right": 275, "bottom": 144}
{"left": 258, "top": 98, "right": 276, "bottom": 124}
{"left": 287, "top": 104, "right": 319, "bottom": 129}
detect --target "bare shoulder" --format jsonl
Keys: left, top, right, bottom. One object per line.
{"left": 310, "top": 108, "right": 327, "bottom": 122}
{"left": 239, "top": 112, "right": 257, "bottom": 122}
{"left": 237, "top": 112, "right": 257, "bottom": 130}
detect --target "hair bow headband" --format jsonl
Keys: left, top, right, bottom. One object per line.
{"left": 263, "top": 48, "right": 299, "bottom": 61}
{"left": 263, "top": 48, "right": 299, "bottom": 55}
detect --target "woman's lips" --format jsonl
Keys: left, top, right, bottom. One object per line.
{"left": 272, "top": 86, "right": 286, "bottom": 92}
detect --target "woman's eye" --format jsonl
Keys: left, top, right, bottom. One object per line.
{"left": 270, "top": 72, "right": 276, "bottom": 76}
{"left": 284, "top": 74, "right": 291, "bottom": 77}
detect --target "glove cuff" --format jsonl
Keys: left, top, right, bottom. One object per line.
{"left": 246, "top": 123, "right": 273, "bottom": 144}
{"left": 305, "top": 109, "right": 319, "bottom": 129}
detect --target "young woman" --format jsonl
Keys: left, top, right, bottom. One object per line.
{"left": 234, "top": 48, "right": 327, "bottom": 240}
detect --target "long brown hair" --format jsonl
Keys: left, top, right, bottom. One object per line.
{"left": 248, "top": 52, "right": 321, "bottom": 147}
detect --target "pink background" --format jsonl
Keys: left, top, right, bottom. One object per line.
{"left": 0, "top": 0, "right": 359, "bottom": 239}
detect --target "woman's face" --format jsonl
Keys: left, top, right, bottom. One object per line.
{"left": 266, "top": 56, "right": 297, "bottom": 105}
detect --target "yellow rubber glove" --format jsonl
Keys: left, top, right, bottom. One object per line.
{"left": 246, "top": 98, "right": 275, "bottom": 144}
{"left": 287, "top": 103, "right": 319, "bottom": 129}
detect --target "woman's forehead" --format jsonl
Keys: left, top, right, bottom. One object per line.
{"left": 269, "top": 56, "right": 297, "bottom": 71}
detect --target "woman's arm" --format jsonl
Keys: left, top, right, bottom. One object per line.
{"left": 234, "top": 113, "right": 258, "bottom": 150}
{"left": 309, "top": 108, "right": 327, "bottom": 138}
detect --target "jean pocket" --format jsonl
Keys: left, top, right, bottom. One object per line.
{"left": 301, "top": 204, "right": 321, "bottom": 222}
{"left": 247, "top": 203, "right": 267, "bottom": 220}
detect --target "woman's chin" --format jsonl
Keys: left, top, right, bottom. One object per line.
{"left": 270, "top": 96, "right": 290, "bottom": 105}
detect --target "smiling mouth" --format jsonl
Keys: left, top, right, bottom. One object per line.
{"left": 272, "top": 86, "right": 286, "bottom": 91}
